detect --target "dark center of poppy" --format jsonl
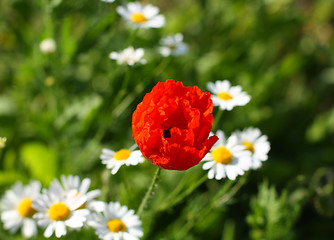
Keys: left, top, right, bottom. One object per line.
{"left": 163, "top": 129, "right": 171, "bottom": 138}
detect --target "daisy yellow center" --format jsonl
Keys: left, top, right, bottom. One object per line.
{"left": 17, "top": 198, "right": 37, "bottom": 218}
{"left": 107, "top": 219, "right": 127, "bottom": 232}
{"left": 211, "top": 146, "right": 233, "bottom": 164}
{"left": 169, "top": 45, "right": 176, "bottom": 50}
{"left": 243, "top": 141, "right": 255, "bottom": 153}
{"left": 217, "top": 92, "right": 233, "bottom": 100}
{"left": 114, "top": 149, "right": 131, "bottom": 161}
{"left": 130, "top": 12, "right": 147, "bottom": 23}
{"left": 49, "top": 203, "right": 71, "bottom": 221}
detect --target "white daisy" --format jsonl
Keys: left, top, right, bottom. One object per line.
{"left": 0, "top": 181, "right": 41, "bottom": 238}
{"left": 32, "top": 185, "right": 90, "bottom": 238}
{"left": 88, "top": 201, "right": 143, "bottom": 240}
{"left": 202, "top": 130, "right": 252, "bottom": 180}
{"left": 234, "top": 127, "right": 270, "bottom": 169}
{"left": 100, "top": 145, "right": 145, "bottom": 175}
{"left": 116, "top": 2, "right": 165, "bottom": 29}
{"left": 207, "top": 80, "right": 251, "bottom": 111}
{"left": 49, "top": 175, "right": 101, "bottom": 210}
{"left": 109, "top": 46, "right": 146, "bottom": 66}
{"left": 159, "top": 33, "right": 188, "bottom": 57}
{"left": 40, "top": 38, "right": 56, "bottom": 54}
{"left": 0, "top": 137, "right": 6, "bottom": 149}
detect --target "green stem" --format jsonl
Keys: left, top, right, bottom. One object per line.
{"left": 174, "top": 174, "right": 248, "bottom": 236}
{"left": 213, "top": 172, "right": 248, "bottom": 207}
{"left": 107, "top": 171, "right": 114, "bottom": 202}
{"left": 212, "top": 109, "right": 223, "bottom": 131}
{"left": 112, "top": 66, "right": 131, "bottom": 108}
{"left": 125, "top": 28, "right": 139, "bottom": 47}
{"left": 153, "top": 56, "right": 172, "bottom": 77}
{"left": 159, "top": 174, "right": 207, "bottom": 211}
{"left": 137, "top": 168, "right": 161, "bottom": 216}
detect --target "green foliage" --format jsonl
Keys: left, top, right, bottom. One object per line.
{"left": 0, "top": 0, "right": 333, "bottom": 239}
{"left": 247, "top": 180, "right": 306, "bottom": 240}
{"left": 20, "top": 142, "right": 58, "bottom": 185}
{"left": 306, "top": 107, "right": 334, "bottom": 143}
{"left": 312, "top": 168, "right": 334, "bottom": 218}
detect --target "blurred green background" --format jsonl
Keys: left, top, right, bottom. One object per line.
{"left": 0, "top": 0, "right": 334, "bottom": 239}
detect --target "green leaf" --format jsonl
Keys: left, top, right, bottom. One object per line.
{"left": 55, "top": 94, "right": 102, "bottom": 131}
{"left": 306, "top": 107, "right": 334, "bottom": 142}
{"left": 0, "top": 171, "right": 25, "bottom": 186}
{"left": 20, "top": 142, "right": 57, "bottom": 185}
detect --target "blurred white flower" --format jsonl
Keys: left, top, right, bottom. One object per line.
{"left": 88, "top": 201, "right": 143, "bottom": 240}
{"left": 100, "top": 0, "right": 115, "bottom": 2}
{"left": 109, "top": 46, "right": 146, "bottom": 66}
{"left": 234, "top": 127, "right": 270, "bottom": 169}
{"left": 159, "top": 33, "right": 188, "bottom": 57}
{"left": 33, "top": 184, "right": 89, "bottom": 238}
{"left": 0, "top": 137, "right": 7, "bottom": 149}
{"left": 117, "top": 2, "right": 165, "bottom": 29}
{"left": 39, "top": 38, "right": 56, "bottom": 54}
{"left": 49, "top": 175, "right": 101, "bottom": 210}
{"left": 202, "top": 130, "right": 252, "bottom": 180}
{"left": 0, "top": 181, "right": 41, "bottom": 238}
{"left": 207, "top": 80, "right": 251, "bottom": 110}
{"left": 100, "top": 145, "right": 145, "bottom": 175}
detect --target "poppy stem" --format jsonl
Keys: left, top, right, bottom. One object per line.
{"left": 137, "top": 167, "right": 162, "bottom": 216}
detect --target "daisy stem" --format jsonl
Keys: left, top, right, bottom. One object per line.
{"left": 174, "top": 175, "right": 248, "bottom": 236}
{"left": 213, "top": 172, "right": 249, "bottom": 207}
{"left": 125, "top": 28, "right": 139, "bottom": 47}
{"left": 159, "top": 174, "right": 208, "bottom": 211}
{"left": 111, "top": 66, "right": 131, "bottom": 114}
{"left": 212, "top": 109, "right": 223, "bottom": 131}
{"left": 137, "top": 167, "right": 161, "bottom": 216}
{"left": 153, "top": 55, "right": 172, "bottom": 77}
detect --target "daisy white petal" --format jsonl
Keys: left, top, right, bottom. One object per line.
{"left": 88, "top": 201, "right": 143, "bottom": 240}
{"left": 109, "top": 46, "right": 146, "bottom": 66}
{"left": 0, "top": 181, "right": 41, "bottom": 238}
{"left": 202, "top": 161, "right": 215, "bottom": 170}
{"left": 44, "top": 222, "right": 55, "bottom": 238}
{"left": 33, "top": 180, "right": 90, "bottom": 238}
{"left": 117, "top": 2, "right": 165, "bottom": 29}
{"left": 202, "top": 130, "right": 252, "bottom": 180}
{"left": 55, "top": 221, "right": 67, "bottom": 238}
{"left": 100, "top": 146, "right": 145, "bottom": 175}
{"left": 208, "top": 169, "right": 215, "bottom": 179}
{"left": 159, "top": 33, "right": 188, "bottom": 57}
{"left": 22, "top": 218, "right": 37, "bottom": 238}
{"left": 56, "top": 175, "right": 100, "bottom": 211}
{"left": 207, "top": 80, "right": 251, "bottom": 111}
{"left": 233, "top": 127, "right": 270, "bottom": 169}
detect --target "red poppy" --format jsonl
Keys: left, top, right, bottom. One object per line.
{"left": 132, "top": 79, "right": 218, "bottom": 170}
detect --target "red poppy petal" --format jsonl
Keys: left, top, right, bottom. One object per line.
{"left": 132, "top": 79, "right": 218, "bottom": 170}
